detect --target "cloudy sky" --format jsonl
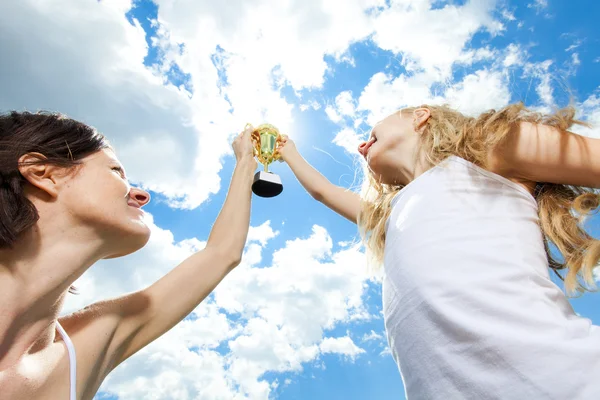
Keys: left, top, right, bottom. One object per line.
{"left": 2, "top": 0, "right": 600, "bottom": 399}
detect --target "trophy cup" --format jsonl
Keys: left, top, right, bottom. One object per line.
{"left": 248, "top": 123, "right": 284, "bottom": 198}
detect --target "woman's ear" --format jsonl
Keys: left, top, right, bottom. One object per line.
{"left": 17, "top": 153, "right": 61, "bottom": 198}
{"left": 413, "top": 108, "right": 431, "bottom": 132}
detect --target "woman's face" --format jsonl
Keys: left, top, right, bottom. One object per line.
{"left": 59, "top": 148, "right": 151, "bottom": 258}
{"left": 357, "top": 110, "right": 423, "bottom": 185}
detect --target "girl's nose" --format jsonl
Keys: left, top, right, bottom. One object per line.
{"left": 358, "top": 141, "right": 368, "bottom": 157}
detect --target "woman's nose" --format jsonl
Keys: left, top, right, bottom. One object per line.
{"left": 130, "top": 187, "right": 151, "bottom": 207}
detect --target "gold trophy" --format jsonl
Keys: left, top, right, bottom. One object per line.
{"left": 247, "top": 123, "right": 284, "bottom": 198}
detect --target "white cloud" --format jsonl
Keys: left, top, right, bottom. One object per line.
{"left": 333, "top": 127, "right": 365, "bottom": 155}
{"left": 325, "top": 91, "right": 358, "bottom": 124}
{"left": 0, "top": 0, "right": 237, "bottom": 209}
{"left": 573, "top": 92, "right": 600, "bottom": 138}
{"left": 524, "top": 60, "right": 555, "bottom": 109}
{"left": 153, "top": 0, "right": 382, "bottom": 91}
{"left": 456, "top": 47, "right": 497, "bottom": 66}
{"left": 300, "top": 100, "right": 322, "bottom": 112}
{"left": 320, "top": 336, "right": 365, "bottom": 358}
{"left": 350, "top": 64, "right": 511, "bottom": 126}
{"left": 356, "top": 71, "right": 442, "bottom": 125}
{"left": 501, "top": 8, "right": 516, "bottom": 21}
{"left": 335, "top": 91, "right": 357, "bottom": 117}
{"left": 379, "top": 346, "right": 392, "bottom": 357}
{"left": 503, "top": 43, "right": 525, "bottom": 68}
{"left": 325, "top": 105, "right": 343, "bottom": 123}
{"left": 150, "top": 0, "right": 506, "bottom": 146}
{"left": 361, "top": 330, "right": 384, "bottom": 342}
{"left": 528, "top": 0, "right": 548, "bottom": 13}
{"left": 444, "top": 69, "right": 511, "bottom": 116}
{"left": 565, "top": 40, "right": 582, "bottom": 52}
{"left": 247, "top": 221, "right": 279, "bottom": 247}
{"left": 371, "top": 0, "right": 504, "bottom": 78}
{"left": 213, "top": 225, "right": 372, "bottom": 397}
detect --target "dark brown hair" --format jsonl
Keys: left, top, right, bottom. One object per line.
{"left": 0, "top": 111, "right": 109, "bottom": 249}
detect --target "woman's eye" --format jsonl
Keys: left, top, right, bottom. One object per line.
{"left": 112, "top": 167, "right": 125, "bottom": 178}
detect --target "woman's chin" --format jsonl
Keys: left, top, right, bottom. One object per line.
{"left": 104, "top": 229, "right": 151, "bottom": 259}
{"left": 104, "top": 242, "right": 147, "bottom": 259}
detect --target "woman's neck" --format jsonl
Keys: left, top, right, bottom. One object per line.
{"left": 0, "top": 218, "right": 104, "bottom": 370}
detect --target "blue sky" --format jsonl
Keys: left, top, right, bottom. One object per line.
{"left": 1, "top": 0, "right": 600, "bottom": 399}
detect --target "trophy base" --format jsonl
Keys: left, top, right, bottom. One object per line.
{"left": 252, "top": 171, "right": 283, "bottom": 198}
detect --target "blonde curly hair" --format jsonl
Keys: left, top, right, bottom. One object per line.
{"left": 357, "top": 103, "right": 599, "bottom": 296}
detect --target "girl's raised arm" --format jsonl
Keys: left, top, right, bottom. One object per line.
{"left": 278, "top": 136, "right": 361, "bottom": 224}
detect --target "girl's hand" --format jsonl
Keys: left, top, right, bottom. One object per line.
{"left": 276, "top": 134, "right": 298, "bottom": 162}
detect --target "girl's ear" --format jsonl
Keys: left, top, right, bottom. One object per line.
{"left": 413, "top": 108, "right": 431, "bottom": 132}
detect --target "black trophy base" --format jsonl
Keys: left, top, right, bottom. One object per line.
{"left": 252, "top": 171, "right": 283, "bottom": 198}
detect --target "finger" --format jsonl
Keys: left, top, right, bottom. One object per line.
{"left": 244, "top": 128, "right": 256, "bottom": 139}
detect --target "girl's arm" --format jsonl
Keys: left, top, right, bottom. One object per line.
{"left": 491, "top": 121, "right": 600, "bottom": 188}
{"left": 279, "top": 137, "right": 360, "bottom": 224}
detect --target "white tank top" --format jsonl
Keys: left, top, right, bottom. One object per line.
{"left": 383, "top": 156, "right": 600, "bottom": 399}
{"left": 56, "top": 321, "right": 77, "bottom": 400}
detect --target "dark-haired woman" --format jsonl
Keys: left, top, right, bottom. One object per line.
{"left": 0, "top": 111, "right": 256, "bottom": 399}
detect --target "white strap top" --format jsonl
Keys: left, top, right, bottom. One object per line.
{"left": 56, "top": 321, "right": 77, "bottom": 400}
{"left": 383, "top": 156, "right": 600, "bottom": 399}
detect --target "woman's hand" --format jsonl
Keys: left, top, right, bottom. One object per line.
{"left": 233, "top": 126, "right": 257, "bottom": 167}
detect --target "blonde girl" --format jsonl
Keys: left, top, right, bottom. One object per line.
{"left": 278, "top": 103, "right": 600, "bottom": 399}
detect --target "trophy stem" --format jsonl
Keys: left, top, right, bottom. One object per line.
{"left": 263, "top": 163, "right": 269, "bottom": 172}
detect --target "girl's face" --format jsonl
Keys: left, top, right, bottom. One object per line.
{"left": 358, "top": 110, "right": 424, "bottom": 185}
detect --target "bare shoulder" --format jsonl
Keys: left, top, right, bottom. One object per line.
{"left": 57, "top": 294, "right": 147, "bottom": 399}
{"left": 0, "top": 301, "right": 124, "bottom": 400}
